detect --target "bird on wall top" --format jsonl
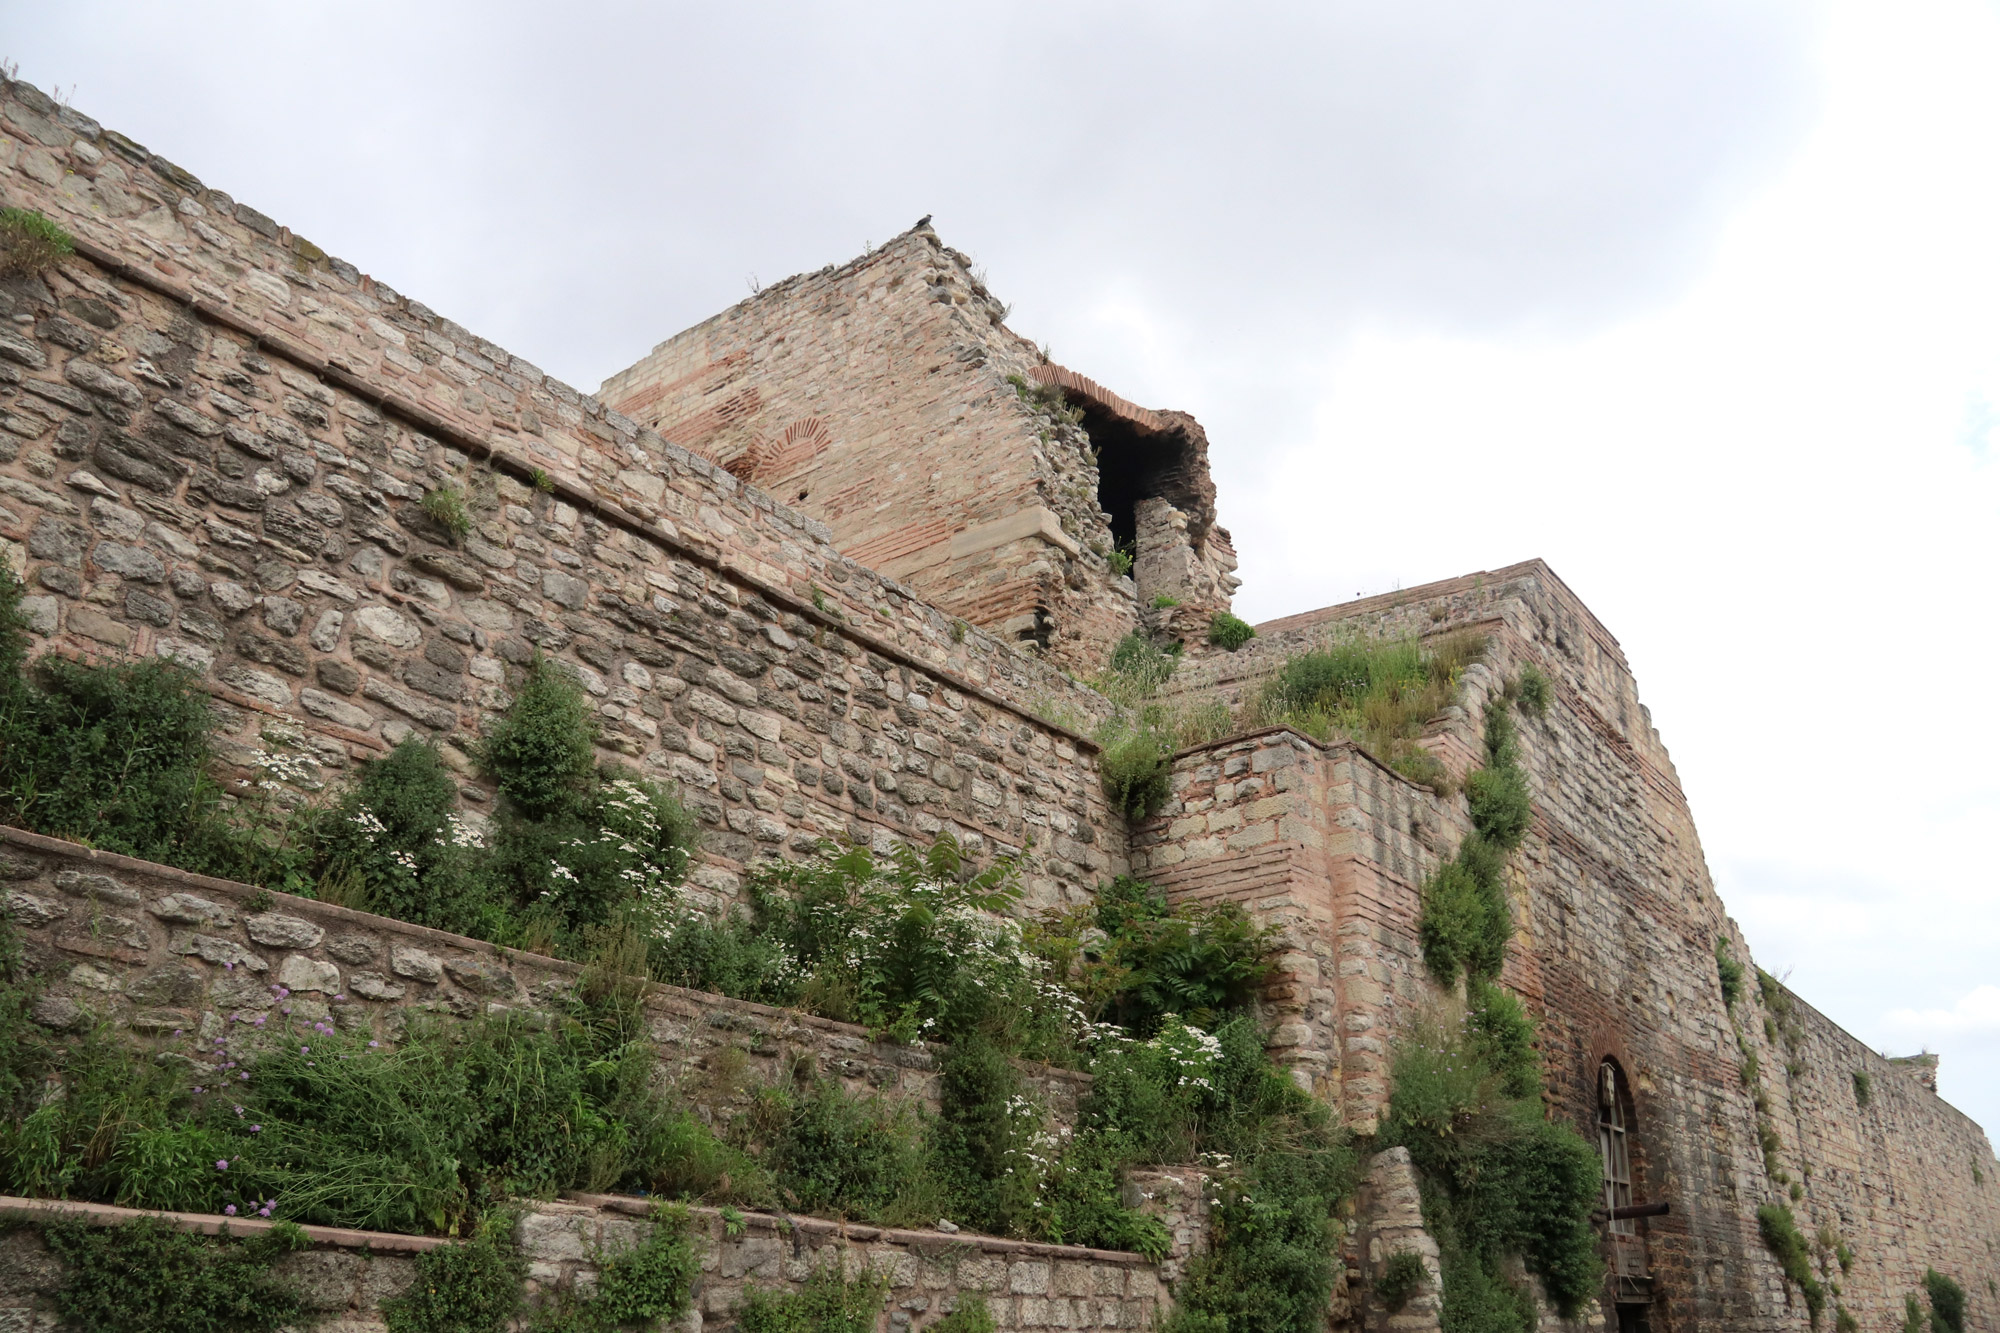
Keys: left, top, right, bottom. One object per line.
{"left": 915, "top": 214, "right": 933, "bottom": 230}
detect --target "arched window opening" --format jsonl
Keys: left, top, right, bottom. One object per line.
{"left": 1598, "top": 1061, "right": 1635, "bottom": 1236}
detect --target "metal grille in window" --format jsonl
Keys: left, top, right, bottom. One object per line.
{"left": 1598, "top": 1062, "right": 1635, "bottom": 1236}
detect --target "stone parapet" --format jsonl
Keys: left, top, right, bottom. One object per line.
{"left": 0, "top": 1192, "right": 1171, "bottom": 1333}
{"left": 0, "top": 826, "right": 1091, "bottom": 1132}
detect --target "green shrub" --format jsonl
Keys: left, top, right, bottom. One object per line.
{"left": 0, "top": 206, "right": 74, "bottom": 277}
{"left": 1150, "top": 593, "right": 1181, "bottom": 609}
{"left": 1207, "top": 611, "right": 1255, "bottom": 651}
{"left": 1108, "top": 547, "right": 1134, "bottom": 577}
{"left": 312, "top": 738, "right": 499, "bottom": 934}
{"left": 423, "top": 484, "right": 474, "bottom": 542}
{"left": 44, "top": 1216, "right": 309, "bottom": 1333}
{"left": 1925, "top": 1268, "right": 1966, "bottom": 1333}
{"left": 482, "top": 657, "right": 597, "bottom": 820}
{"left": 383, "top": 1214, "right": 526, "bottom": 1333}
{"left": 1384, "top": 1002, "right": 1602, "bottom": 1325}
{"left": 1835, "top": 1306, "right": 1859, "bottom": 1333}
{"left": 529, "top": 1206, "right": 701, "bottom": 1332}
{"left": 1758, "top": 1203, "right": 1825, "bottom": 1327}
{"left": 1852, "top": 1070, "right": 1872, "bottom": 1107}
{"left": 1905, "top": 1293, "right": 1930, "bottom": 1333}
{"left": 0, "top": 570, "right": 272, "bottom": 880}
{"left": 761, "top": 1077, "right": 935, "bottom": 1223}
{"left": 1513, "top": 665, "right": 1551, "bottom": 717}
{"left": 1418, "top": 692, "right": 1536, "bottom": 987}
{"left": 1050, "top": 876, "right": 1277, "bottom": 1035}
{"left": 1717, "top": 940, "right": 1745, "bottom": 1009}
{"left": 1378, "top": 1251, "right": 1428, "bottom": 1311}
{"left": 930, "top": 1294, "right": 997, "bottom": 1333}
{"left": 1098, "top": 722, "right": 1175, "bottom": 820}
{"left": 1250, "top": 632, "right": 1482, "bottom": 785}
{"left": 738, "top": 1263, "right": 888, "bottom": 1333}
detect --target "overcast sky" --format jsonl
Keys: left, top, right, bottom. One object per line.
{"left": 9, "top": 1, "right": 1998, "bottom": 1132}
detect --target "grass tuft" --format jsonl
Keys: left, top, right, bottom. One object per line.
{"left": 0, "top": 206, "right": 73, "bottom": 278}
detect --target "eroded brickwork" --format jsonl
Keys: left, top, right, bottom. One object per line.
{"left": 598, "top": 229, "right": 1237, "bottom": 668}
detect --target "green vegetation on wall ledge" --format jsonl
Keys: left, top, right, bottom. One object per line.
{"left": 0, "top": 205, "right": 74, "bottom": 278}
{"left": 1417, "top": 678, "right": 1535, "bottom": 988}
{"left": 1382, "top": 995, "right": 1601, "bottom": 1332}
{"left": 1248, "top": 631, "right": 1484, "bottom": 794}
{"left": 1757, "top": 1202, "right": 1825, "bottom": 1328}
{"left": 41, "top": 1215, "right": 310, "bottom": 1333}
{"left": 1206, "top": 611, "right": 1255, "bottom": 651}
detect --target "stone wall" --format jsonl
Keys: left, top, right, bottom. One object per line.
{"left": 0, "top": 826, "right": 1092, "bottom": 1133}
{"left": 0, "top": 1192, "right": 1170, "bottom": 1333}
{"left": 0, "top": 72, "right": 1124, "bottom": 911}
{"left": 596, "top": 228, "right": 1238, "bottom": 669}
{"left": 1150, "top": 563, "right": 2000, "bottom": 1330}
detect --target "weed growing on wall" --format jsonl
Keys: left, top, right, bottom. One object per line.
{"left": 1206, "top": 611, "right": 1255, "bottom": 651}
{"left": 739, "top": 1262, "right": 890, "bottom": 1333}
{"left": 1905, "top": 1293, "right": 1930, "bottom": 1333}
{"left": 1853, "top": 1071, "right": 1872, "bottom": 1107}
{"left": 0, "top": 206, "right": 73, "bottom": 277}
{"left": 384, "top": 1213, "right": 526, "bottom": 1333}
{"left": 526, "top": 1205, "right": 701, "bottom": 1333}
{"left": 931, "top": 1294, "right": 997, "bottom": 1333}
{"left": 43, "top": 1215, "right": 310, "bottom": 1333}
{"left": 1925, "top": 1268, "right": 1967, "bottom": 1333}
{"left": 1417, "top": 683, "right": 1535, "bottom": 988}
{"left": 1377, "top": 1251, "right": 1428, "bottom": 1312}
{"left": 422, "top": 483, "right": 474, "bottom": 543}
{"left": 1383, "top": 998, "right": 1602, "bottom": 1331}
{"left": 1513, "top": 665, "right": 1551, "bottom": 717}
{"left": 1039, "top": 875, "right": 1276, "bottom": 1036}
{"left": 0, "top": 571, "right": 280, "bottom": 881}
{"left": 1249, "top": 632, "right": 1483, "bottom": 793}
{"left": 1758, "top": 1203, "right": 1825, "bottom": 1327}
{"left": 1717, "top": 939, "right": 1746, "bottom": 1009}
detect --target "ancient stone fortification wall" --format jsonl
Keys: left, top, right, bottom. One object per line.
{"left": 1151, "top": 563, "right": 2000, "bottom": 1329}
{"left": 596, "top": 229, "right": 1239, "bottom": 668}
{"left": 0, "top": 75, "right": 1121, "bottom": 909}
{"left": 596, "top": 228, "right": 1140, "bottom": 660}
{"left": 0, "top": 827, "right": 1092, "bottom": 1130}
{"left": 0, "top": 1192, "right": 1169, "bottom": 1333}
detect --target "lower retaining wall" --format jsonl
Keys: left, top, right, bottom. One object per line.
{"left": 0, "top": 825, "right": 1090, "bottom": 1131}
{"left": 0, "top": 1194, "right": 1168, "bottom": 1333}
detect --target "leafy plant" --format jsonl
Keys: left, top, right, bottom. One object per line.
{"left": 1852, "top": 1070, "right": 1872, "bottom": 1107}
{"left": 1098, "top": 722, "right": 1174, "bottom": 819}
{"left": 1512, "top": 665, "right": 1551, "bottom": 717}
{"left": 1151, "top": 593, "right": 1181, "bottom": 609}
{"left": 738, "top": 1262, "right": 888, "bottom": 1333}
{"left": 423, "top": 484, "right": 474, "bottom": 542}
{"left": 1905, "top": 1293, "right": 1930, "bottom": 1333}
{"left": 0, "top": 206, "right": 74, "bottom": 277}
{"left": 1925, "top": 1268, "right": 1966, "bottom": 1333}
{"left": 1206, "top": 611, "right": 1255, "bottom": 651}
{"left": 384, "top": 1213, "right": 526, "bottom": 1333}
{"left": 1108, "top": 547, "right": 1134, "bottom": 578}
{"left": 44, "top": 1216, "right": 310, "bottom": 1333}
{"left": 1042, "top": 875, "right": 1276, "bottom": 1036}
{"left": 1758, "top": 1203, "right": 1825, "bottom": 1327}
{"left": 1418, "top": 688, "right": 1535, "bottom": 987}
{"left": 930, "top": 1294, "right": 997, "bottom": 1333}
{"left": 1250, "top": 632, "right": 1482, "bottom": 791}
{"left": 1717, "top": 939, "right": 1745, "bottom": 1010}
{"left": 1378, "top": 1250, "right": 1428, "bottom": 1312}
{"left": 529, "top": 1205, "right": 700, "bottom": 1332}
{"left": 1383, "top": 1000, "right": 1602, "bottom": 1327}
{"left": 530, "top": 467, "right": 556, "bottom": 493}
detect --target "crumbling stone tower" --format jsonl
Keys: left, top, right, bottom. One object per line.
{"left": 598, "top": 223, "right": 1240, "bottom": 668}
